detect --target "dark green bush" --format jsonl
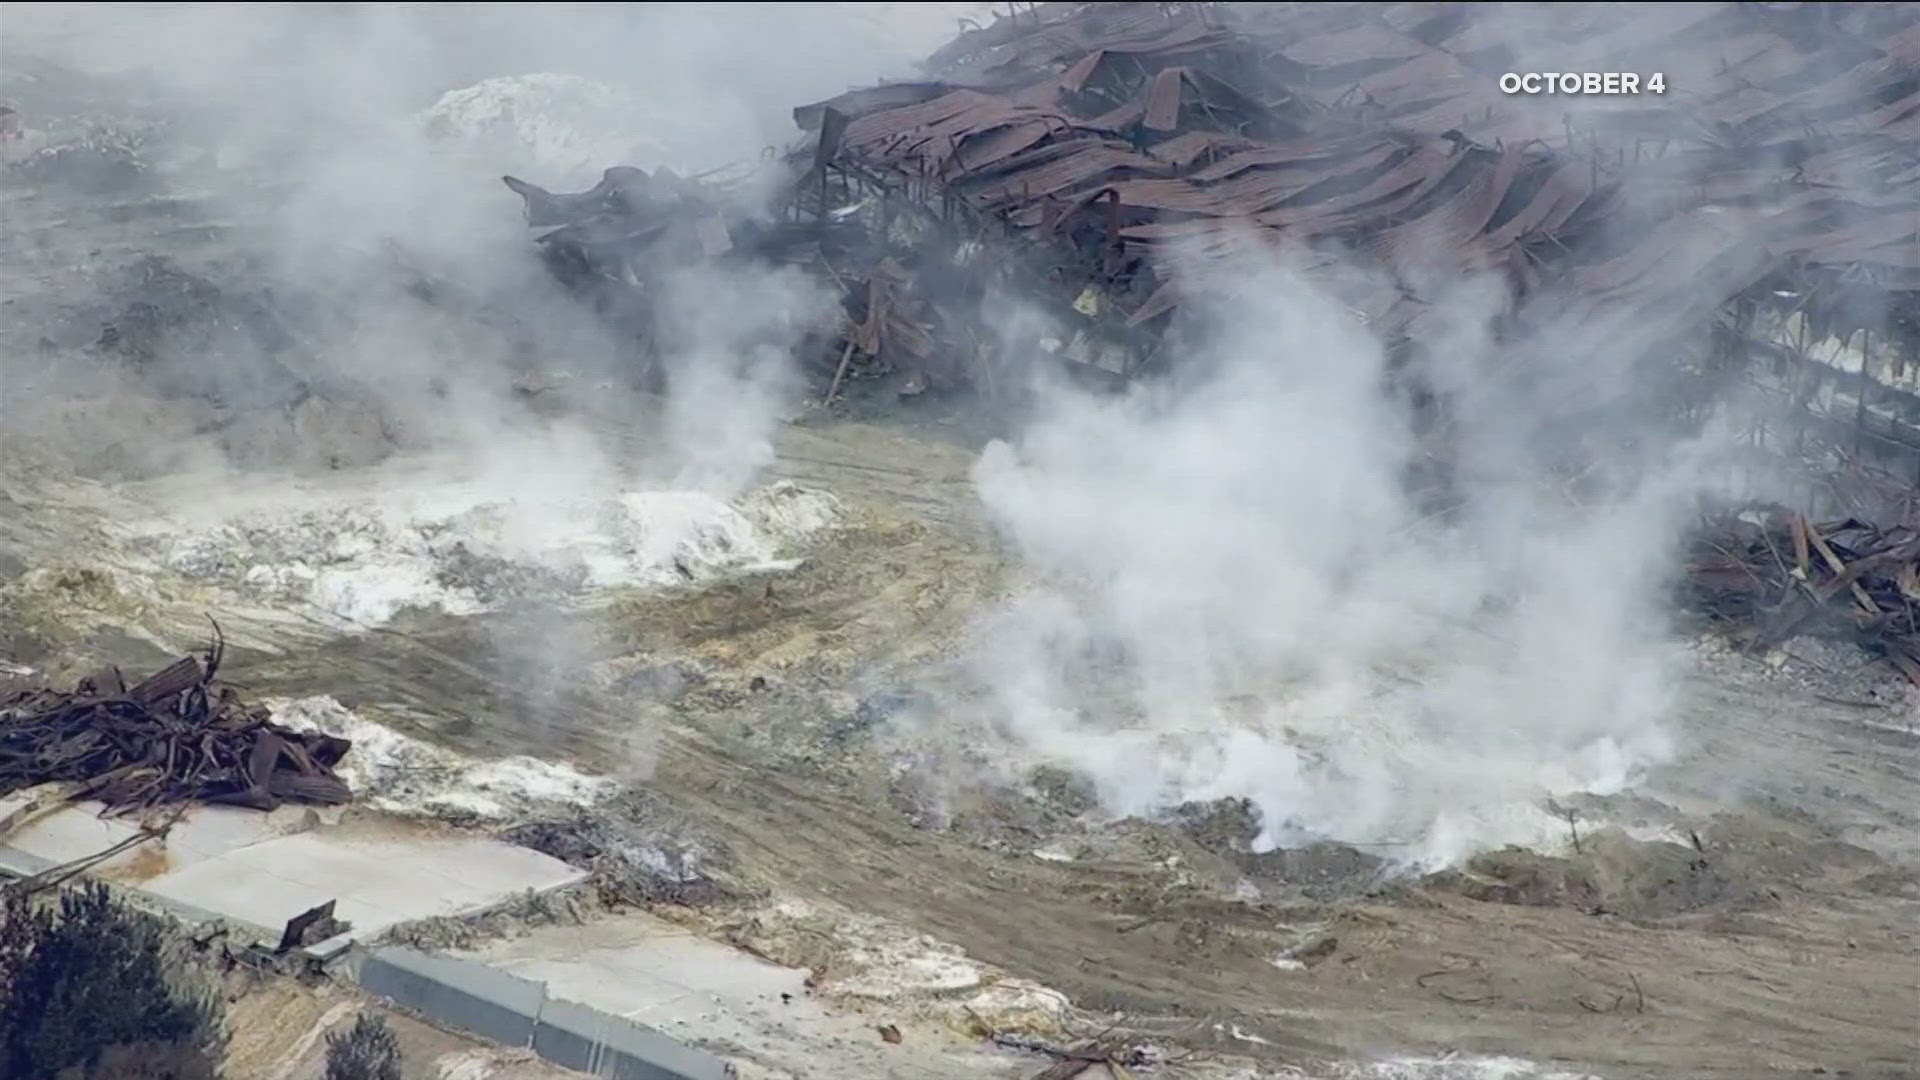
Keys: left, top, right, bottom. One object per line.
{"left": 0, "top": 882, "right": 223, "bottom": 1080}
{"left": 54, "top": 1039, "right": 220, "bottom": 1080}
{"left": 323, "top": 1011, "right": 401, "bottom": 1080}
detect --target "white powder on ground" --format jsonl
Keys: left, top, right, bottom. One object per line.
{"left": 411, "top": 5, "right": 1004, "bottom": 185}
{"left": 269, "top": 695, "right": 615, "bottom": 822}
{"left": 415, "top": 74, "right": 679, "bottom": 188}
{"left": 132, "top": 479, "right": 838, "bottom": 628}
{"left": 1247, "top": 1060, "right": 1605, "bottom": 1080}
{"left": 1351, "top": 1060, "right": 1603, "bottom": 1080}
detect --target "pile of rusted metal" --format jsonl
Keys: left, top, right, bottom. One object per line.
{"left": 1686, "top": 508, "right": 1920, "bottom": 684}
{"left": 798, "top": 2, "right": 1915, "bottom": 374}
{"left": 494, "top": 0, "right": 1920, "bottom": 536}
{"left": 501, "top": 167, "right": 738, "bottom": 314}
{"left": 508, "top": 3, "right": 1918, "bottom": 475}
{"left": 0, "top": 638, "right": 353, "bottom": 816}
{"left": 500, "top": 161, "right": 865, "bottom": 387}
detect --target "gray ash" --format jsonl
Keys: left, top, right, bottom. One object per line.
{"left": 500, "top": 788, "right": 755, "bottom": 909}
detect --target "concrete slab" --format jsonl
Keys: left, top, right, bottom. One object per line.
{"left": 0, "top": 799, "right": 289, "bottom": 881}
{"left": 141, "top": 831, "right": 586, "bottom": 941}
{"left": 2, "top": 801, "right": 145, "bottom": 870}
{"left": 461, "top": 917, "right": 1032, "bottom": 1077}
{"left": 359, "top": 947, "right": 733, "bottom": 1080}
{"left": 466, "top": 915, "right": 806, "bottom": 1024}
{"left": 460, "top": 914, "right": 875, "bottom": 1063}
{"left": 164, "top": 803, "right": 297, "bottom": 858}
{"left": 0, "top": 801, "right": 585, "bottom": 943}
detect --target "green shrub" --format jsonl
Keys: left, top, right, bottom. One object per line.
{"left": 323, "top": 1011, "right": 401, "bottom": 1080}
{"left": 54, "top": 1039, "right": 220, "bottom": 1080}
{"left": 0, "top": 882, "right": 224, "bottom": 1080}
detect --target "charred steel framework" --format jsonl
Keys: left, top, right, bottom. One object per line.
{"left": 512, "top": 1, "right": 1919, "bottom": 519}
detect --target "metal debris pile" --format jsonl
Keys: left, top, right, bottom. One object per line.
{"left": 805, "top": 2, "right": 1918, "bottom": 393}
{"left": 994, "top": 1032, "right": 1157, "bottom": 1079}
{"left": 497, "top": 786, "right": 747, "bottom": 909}
{"left": 498, "top": 163, "right": 857, "bottom": 390}
{"left": 0, "top": 638, "right": 354, "bottom": 816}
{"left": 493, "top": 2, "right": 1920, "bottom": 674}
{"left": 1687, "top": 508, "right": 1920, "bottom": 685}
{"left": 502, "top": 166, "right": 736, "bottom": 330}
{"left": 510, "top": 1, "right": 1918, "bottom": 412}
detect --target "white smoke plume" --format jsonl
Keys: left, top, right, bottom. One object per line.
{"left": 879, "top": 2, "right": 1914, "bottom": 869}
{"left": 1, "top": 2, "right": 988, "bottom": 485}
{"left": 0, "top": 3, "right": 985, "bottom": 776}
{"left": 964, "top": 247, "right": 1722, "bottom": 865}
{"left": 6, "top": 3, "right": 1902, "bottom": 863}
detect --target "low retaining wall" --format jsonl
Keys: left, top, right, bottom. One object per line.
{"left": 358, "top": 947, "right": 734, "bottom": 1080}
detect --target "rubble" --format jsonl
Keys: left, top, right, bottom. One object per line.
{"left": 0, "top": 634, "right": 355, "bottom": 817}
{"left": 4, "top": 117, "right": 147, "bottom": 193}
{"left": 1686, "top": 506, "right": 1920, "bottom": 684}
{"left": 499, "top": 787, "right": 750, "bottom": 908}
{"left": 992, "top": 1032, "right": 1156, "bottom": 1080}
{"left": 507, "top": 2, "right": 1918, "bottom": 417}
{"left": 503, "top": 0, "right": 1920, "bottom": 675}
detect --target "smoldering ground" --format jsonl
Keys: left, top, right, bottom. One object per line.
{"left": 4, "top": 11, "right": 1918, "bottom": 1077}
{"left": 893, "top": 3, "right": 1914, "bottom": 864}
{"left": 2, "top": 1, "right": 1910, "bottom": 876}
{"left": 0, "top": 1, "right": 1018, "bottom": 580}
{"left": 914, "top": 249, "right": 1716, "bottom": 866}
{"left": 835, "top": 3, "right": 1920, "bottom": 871}
{"left": 0, "top": 4, "right": 983, "bottom": 780}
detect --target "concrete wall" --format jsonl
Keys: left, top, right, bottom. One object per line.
{"left": 534, "top": 996, "right": 736, "bottom": 1080}
{"left": 358, "top": 947, "right": 733, "bottom": 1080}
{"left": 359, "top": 948, "right": 545, "bottom": 1051}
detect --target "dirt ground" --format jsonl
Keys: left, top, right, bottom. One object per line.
{"left": 3, "top": 35, "right": 1918, "bottom": 1080}
{"left": 5, "top": 414, "right": 1916, "bottom": 1079}
{"left": 222, "top": 973, "right": 587, "bottom": 1080}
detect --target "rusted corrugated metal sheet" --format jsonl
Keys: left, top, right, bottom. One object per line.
{"left": 524, "top": 3, "right": 1916, "bottom": 399}
{"left": 1142, "top": 67, "right": 1186, "bottom": 132}
{"left": 795, "top": 0, "right": 1917, "bottom": 354}
{"left": 1147, "top": 131, "right": 1259, "bottom": 168}
{"left": 970, "top": 142, "right": 1165, "bottom": 205}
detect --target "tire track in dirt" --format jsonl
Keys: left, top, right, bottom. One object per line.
{"left": 172, "top": 426, "right": 1920, "bottom": 1078}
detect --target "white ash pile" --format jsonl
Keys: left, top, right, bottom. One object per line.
{"left": 269, "top": 695, "right": 614, "bottom": 823}
{"left": 129, "top": 479, "right": 839, "bottom": 627}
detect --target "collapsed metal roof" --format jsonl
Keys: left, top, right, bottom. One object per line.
{"left": 796, "top": 1, "right": 1918, "bottom": 344}
{"left": 509, "top": 1, "right": 1917, "bottom": 504}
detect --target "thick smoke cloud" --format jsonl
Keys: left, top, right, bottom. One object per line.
{"left": 900, "top": 3, "right": 1917, "bottom": 866}
{"left": 1, "top": 1, "right": 986, "bottom": 484}
{"left": 0, "top": 3, "right": 986, "bottom": 782}
{"left": 5, "top": 3, "right": 1902, "bottom": 866}
{"left": 961, "top": 243, "right": 1737, "bottom": 865}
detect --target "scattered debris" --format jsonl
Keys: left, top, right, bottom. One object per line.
{"left": 139, "top": 481, "right": 837, "bottom": 628}
{"left": 5, "top": 119, "right": 147, "bottom": 192}
{"left": 277, "top": 899, "right": 350, "bottom": 954}
{"left": 990, "top": 1030, "right": 1153, "bottom": 1080}
{"left": 499, "top": 787, "right": 750, "bottom": 908}
{"left": 1686, "top": 507, "right": 1920, "bottom": 684}
{"left": 510, "top": 0, "right": 1919, "bottom": 466}
{"left": 0, "top": 633, "right": 354, "bottom": 816}
{"left": 375, "top": 883, "right": 596, "bottom": 954}
{"left": 268, "top": 696, "right": 614, "bottom": 823}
